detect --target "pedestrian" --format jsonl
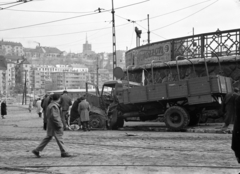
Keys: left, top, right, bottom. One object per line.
{"left": 28, "top": 99, "right": 33, "bottom": 113}
{"left": 32, "top": 93, "right": 72, "bottom": 158}
{"left": 78, "top": 96, "right": 90, "bottom": 131}
{"left": 70, "top": 97, "right": 83, "bottom": 125}
{"left": 1, "top": 100, "right": 7, "bottom": 119}
{"left": 221, "top": 87, "right": 239, "bottom": 129}
{"left": 232, "top": 93, "right": 240, "bottom": 163}
{"left": 36, "top": 98, "right": 43, "bottom": 118}
{"left": 41, "top": 94, "right": 52, "bottom": 130}
{"left": 59, "top": 91, "right": 72, "bottom": 130}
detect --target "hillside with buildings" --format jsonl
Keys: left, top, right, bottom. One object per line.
{"left": 0, "top": 38, "right": 126, "bottom": 97}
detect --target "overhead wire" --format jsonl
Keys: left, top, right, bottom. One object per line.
{"left": 152, "top": 0, "right": 219, "bottom": 32}
{"left": 135, "top": 22, "right": 166, "bottom": 40}
{"left": 115, "top": 14, "right": 167, "bottom": 40}
{"left": 0, "top": 2, "right": 25, "bottom": 9}
{"left": 139, "top": 0, "right": 212, "bottom": 22}
{"left": 52, "top": 22, "right": 131, "bottom": 48}
{"left": 0, "top": 0, "right": 150, "bottom": 32}
{"left": 0, "top": 1, "right": 21, "bottom": 6}
{"left": 52, "top": 22, "right": 113, "bottom": 47}
{"left": 4, "top": 22, "right": 130, "bottom": 39}
{"left": 5, "top": 7, "right": 94, "bottom": 13}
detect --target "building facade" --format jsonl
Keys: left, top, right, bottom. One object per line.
{"left": 0, "top": 40, "right": 24, "bottom": 56}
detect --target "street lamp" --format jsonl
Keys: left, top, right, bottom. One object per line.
{"left": 8, "top": 80, "right": 11, "bottom": 97}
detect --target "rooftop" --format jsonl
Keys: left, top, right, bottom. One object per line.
{"left": 0, "top": 40, "right": 22, "bottom": 47}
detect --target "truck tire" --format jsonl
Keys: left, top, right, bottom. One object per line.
{"left": 164, "top": 106, "right": 190, "bottom": 130}
{"left": 189, "top": 112, "right": 201, "bottom": 126}
{"left": 109, "top": 109, "right": 118, "bottom": 130}
{"left": 117, "top": 118, "right": 124, "bottom": 128}
{"left": 89, "top": 114, "right": 104, "bottom": 129}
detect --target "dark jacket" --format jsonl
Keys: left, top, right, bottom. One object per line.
{"left": 232, "top": 95, "right": 240, "bottom": 158}
{"left": 70, "top": 98, "right": 82, "bottom": 123}
{"left": 60, "top": 94, "right": 72, "bottom": 111}
{"left": 41, "top": 95, "right": 52, "bottom": 123}
{"left": 78, "top": 100, "right": 90, "bottom": 122}
{"left": 46, "top": 101, "right": 63, "bottom": 136}
{"left": 222, "top": 92, "right": 239, "bottom": 125}
{"left": 1, "top": 102, "right": 7, "bottom": 115}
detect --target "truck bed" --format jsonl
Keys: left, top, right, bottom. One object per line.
{"left": 116, "top": 75, "right": 232, "bottom": 105}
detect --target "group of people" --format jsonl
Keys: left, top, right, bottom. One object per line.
{"left": 32, "top": 91, "right": 90, "bottom": 158}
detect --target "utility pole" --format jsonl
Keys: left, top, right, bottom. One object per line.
{"left": 147, "top": 14, "right": 150, "bottom": 44}
{"left": 96, "top": 56, "right": 99, "bottom": 88}
{"left": 22, "top": 70, "right": 27, "bottom": 105}
{"left": 64, "top": 71, "right": 66, "bottom": 90}
{"left": 111, "top": 0, "right": 117, "bottom": 79}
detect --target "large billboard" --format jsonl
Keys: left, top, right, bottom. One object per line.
{"left": 125, "top": 42, "right": 171, "bottom": 67}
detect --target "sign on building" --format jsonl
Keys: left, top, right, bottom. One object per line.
{"left": 125, "top": 42, "right": 171, "bottom": 67}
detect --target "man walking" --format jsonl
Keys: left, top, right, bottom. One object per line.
{"left": 221, "top": 87, "right": 239, "bottom": 129}
{"left": 78, "top": 96, "right": 90, "bottom": 131}
{"left": 32, "top": 93, "right": 72, "bottom": 158}
{"left": 41, "top": 94, "right": 51, "bottom": 130}
{"left": 60, "top": 91, "right": 72, "bottom": 130}
{"left": 232, "top": 93, "right": 240, "bottom": 163}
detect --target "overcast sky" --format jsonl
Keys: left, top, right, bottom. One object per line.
{"left": 0, "top": 0, "right": 239, "bottom": 53}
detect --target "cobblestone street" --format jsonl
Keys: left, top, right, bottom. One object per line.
{"left": 0, "top": 105, "right": 240, "bottom": 174}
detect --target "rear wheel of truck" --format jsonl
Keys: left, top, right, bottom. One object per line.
{"left": 117, "top": 117, "right": 124, "bottom": 128}
{"left": 109, "top": 109, "right": 118, "bottom": 130}
{"left": 164, "top": 106, "right": 190, "bottom": 130}
{"left": 89, "top": 114, "right": 105, "bottom": 129}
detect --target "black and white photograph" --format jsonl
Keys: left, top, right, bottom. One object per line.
{"left": 0, "top": 0, "right": 240, "bottom": 173}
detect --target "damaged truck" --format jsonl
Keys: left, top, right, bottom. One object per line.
{"left": 85, "top": 56, "right": 232, "bottom": 131}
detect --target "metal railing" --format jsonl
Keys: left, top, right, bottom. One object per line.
{"left": 171, "top": 28, "right": 240, "bottom": 60}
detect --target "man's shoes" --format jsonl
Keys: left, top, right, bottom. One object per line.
{"left": 61, "top": 152, "right": 73, "bottom": 158}
{"left": 32, "top": 150, "right": 41, "bottom": 158}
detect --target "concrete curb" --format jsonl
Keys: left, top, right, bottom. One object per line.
{"left": 123, "top": 126, "right": 233, "bottom": 134}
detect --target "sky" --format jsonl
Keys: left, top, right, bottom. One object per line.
{"left": 0, "top": 0, "right": 239, "bottom": 54}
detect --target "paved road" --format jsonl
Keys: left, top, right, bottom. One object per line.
{"left": 0, "top": 105, "right": 239, "bottom": 174}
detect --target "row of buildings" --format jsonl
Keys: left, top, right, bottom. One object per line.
{"left": 0, "top": 38, "right": 125, "bottom": 98}
{"left": 0, "top": 57, "right": 113, "bottom": 97}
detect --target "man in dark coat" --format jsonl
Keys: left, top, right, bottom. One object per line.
{"left": 70, "top": 97, "right": 83, "bottom": 124}
{"left": 232, "top": 94, "right": 240, "bottom": 163}
{"left": 78, "top": 96, "right": 90, "bottom": 131}
{"left": 32, "top": 93, "right": 72, "bottom": 158}
{"left": 1, "top": 100, "right": 7, "bottom": 119}
{"left": 221, "top": 87, "right": 239, "bottom": 129}
{"left": 41, "top": 94, "right": 52, "bottom": 130}
{"left": 59, "top": 91, "right": 72, "bottom": 130}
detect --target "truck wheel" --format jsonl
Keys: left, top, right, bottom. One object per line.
{"left": 109, "top": 109, "right": 118, "bottom": 130}
{"left": 117, "top": 118, "right": 124, "bottom": 128}
{"left": 189, "top": 112, "right": 201, "bottom": 126}
{"left": 164, "top": 106, "right": 189, "bottom": 130}
{"left": 89, "top": 114, "right": 104, "bottom": 129}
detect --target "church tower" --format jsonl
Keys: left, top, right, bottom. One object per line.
{"left": 82, "top": 34, "right": 92, "bottom": 53}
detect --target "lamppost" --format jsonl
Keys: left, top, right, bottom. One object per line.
{"left": 8, "top": 80, "right": 11, "bottom": 97}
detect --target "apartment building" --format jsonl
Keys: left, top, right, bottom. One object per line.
{"left": 51, "top": 71, "right": 88, "bottom": 90}
{"left": 89, "top": 69, "right": 113, "bottom": 88}
{"left": 0, "top": 40, "right": 24, "bottom": 56}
